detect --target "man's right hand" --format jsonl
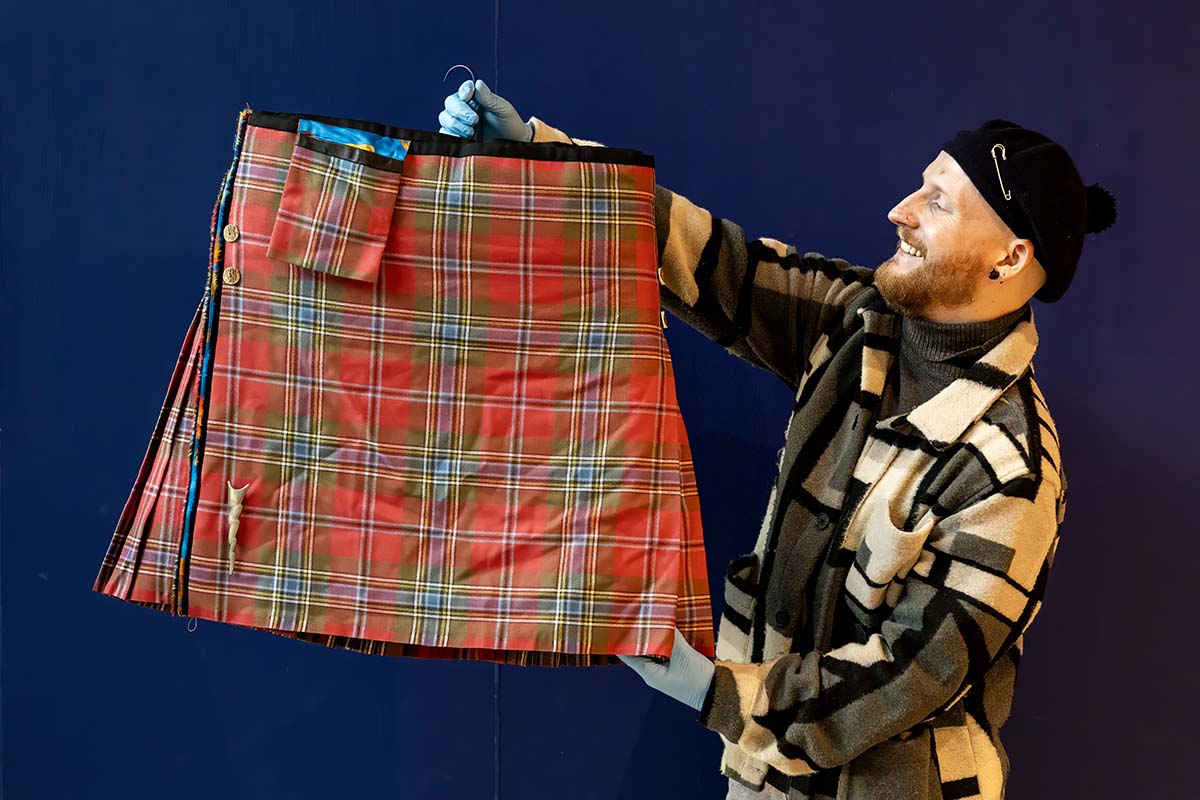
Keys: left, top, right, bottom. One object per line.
{"left": 438, "top": 79, "right": 533, "bottom": 142}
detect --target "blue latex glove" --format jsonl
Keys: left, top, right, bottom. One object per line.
{"left": 618, "top": 628, "right": 716, "bottom": 712}
{"left": 438, "top": 79, "right": 533, "bottom": 142}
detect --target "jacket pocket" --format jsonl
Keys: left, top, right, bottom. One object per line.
{"left": 929, "top": 704, "right": 989, "bottom": 800}
{"left": 716, "top": 551, "right": 761, "bottom": 660}
{"left": 844, "top": 499, "right": 935, "bottom": 613}
{"left": 836, "top": 728, "right": 942, "bottom": 800}
{"left": 266, "top": 129, "right": 405, "bottom": 283}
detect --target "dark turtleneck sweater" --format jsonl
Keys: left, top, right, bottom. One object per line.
{"left": 878, "top": 304, "right": 1030, "bottom": 420}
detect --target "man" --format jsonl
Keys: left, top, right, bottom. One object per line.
{"left": 439, "top": 80, "right": 1117, "bottom": 800}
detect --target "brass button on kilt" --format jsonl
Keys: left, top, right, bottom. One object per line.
{"left": 814, "top": 512, "right": 830, "bottom": 530}
{"left": 660, "top": 310, "right": 668, "bottom": 329}
{"left": 657, "top": 266, "right": 666, "bottom": 285}
{"left": 222, "top": 266, "right": 241, "bottom": 285}
{"left": 222, "top": 223, "right": 240, "bottom": 242}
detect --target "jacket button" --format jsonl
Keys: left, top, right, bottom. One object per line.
{"left": 775, "top": 610, "right": 791, "bottom": 627}
{"left": 222, "top": 266, "right": 241, "bottom": 285}
{"left": 814, "top": 513, "right": 830, "bottom": 530}
{"left": 222, "top": 223, "right": 240, "bottom": 242}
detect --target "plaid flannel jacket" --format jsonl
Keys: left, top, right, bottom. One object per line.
{"left": 531, "top": 117, "right": 1067, "bottom": 800}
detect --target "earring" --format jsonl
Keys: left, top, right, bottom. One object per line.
{"left": 988, "top": 268, "right": 1001, "bottom": 280}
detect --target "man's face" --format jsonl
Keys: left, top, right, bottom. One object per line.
{"left": 874, "top": 151, "right": 999, "bottom": 318}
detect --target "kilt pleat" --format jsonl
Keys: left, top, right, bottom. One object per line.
{"left": 93, "top": 109, "right": 714, "bottom": 665}
{"left": 94, "top": 293, "right": 204, "bottom": 603}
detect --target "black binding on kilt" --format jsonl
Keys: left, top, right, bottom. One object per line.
{"left": 248, "top": 109, "right": 655, "bottom": 168}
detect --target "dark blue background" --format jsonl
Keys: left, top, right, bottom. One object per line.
{"left": 3, "top": 1, "right": 1196, "bottom": 797}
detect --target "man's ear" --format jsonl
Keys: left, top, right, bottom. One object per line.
{"left": 997, "top": 238, "right": 1047, "bottom": 290}
{"left": 1000, "top": 238, "right": 1036, "bottom": 274}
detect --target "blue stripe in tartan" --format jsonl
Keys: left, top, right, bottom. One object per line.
{"left": 433, "top": 458, "right": 451, "bottom": 501}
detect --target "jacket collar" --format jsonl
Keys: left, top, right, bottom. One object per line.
{"left": 857, "top": 292, "right": 1039, "bottom": 450}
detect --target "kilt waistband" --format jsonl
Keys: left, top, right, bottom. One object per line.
{"left": 249, "top": 109, "right": 655, "bottom": 167}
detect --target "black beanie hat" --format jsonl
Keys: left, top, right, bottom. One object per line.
{"left": 940, "top": 119, "right": 1117, "bottom": 303}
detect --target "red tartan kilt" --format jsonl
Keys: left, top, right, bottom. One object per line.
{"left": 93, "top": 109, "right": 714, "bottom": 666}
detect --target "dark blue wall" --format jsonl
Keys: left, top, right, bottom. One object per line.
{"left": 4, "top": 1, "right": 1196, "bottom": 797}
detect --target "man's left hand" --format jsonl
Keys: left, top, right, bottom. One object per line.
{"left": 618, "top": 628, "right": 715, "bottom": 712}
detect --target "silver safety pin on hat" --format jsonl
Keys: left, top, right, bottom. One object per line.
{"left": 991, "top": 143, "right": 1013, "bottom": 201}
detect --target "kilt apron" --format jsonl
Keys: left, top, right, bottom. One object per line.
{"left": 92, "top": 108, "right": 715, "bottom": 666}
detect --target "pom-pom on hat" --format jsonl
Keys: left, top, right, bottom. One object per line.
{"left": 940, "top": 119, "right": 1117, "bottom": 303}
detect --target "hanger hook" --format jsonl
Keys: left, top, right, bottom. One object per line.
{"left": 443, "top": 63, "right": 476, "bottom": 86}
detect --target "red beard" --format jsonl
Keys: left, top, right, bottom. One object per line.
{"left": 873, "top": 245, "right": 982, "bottom": 318}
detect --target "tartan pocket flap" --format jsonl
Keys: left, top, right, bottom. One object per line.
{"left": 266, "top": 127, "right": 408, "bottom": 283}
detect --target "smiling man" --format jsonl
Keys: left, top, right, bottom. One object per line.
{"left": 873, "top": 151, "right": 1049, "bottom": 324}
{"left": 439, "top": 81, "right": 1117, "bottom": 800}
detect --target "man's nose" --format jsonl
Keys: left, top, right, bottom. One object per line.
{"left": 888, "top": 201, "right": 915, "bottom": 229}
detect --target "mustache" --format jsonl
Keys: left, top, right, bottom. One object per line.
{"left": 894, "top": 226, "right": 924, "bottom": 250}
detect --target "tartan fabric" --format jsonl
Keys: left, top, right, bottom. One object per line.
{"left": 93, "top": 109, "right": 714, "bottom": 666}
{"left": 266, "top": 133, "right": 406, "bottom": 282}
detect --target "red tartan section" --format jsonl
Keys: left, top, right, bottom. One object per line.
{"left": 94, "top": 118, "right": 714, "bottom": 665}
{"left": 266, "top": 137, "right": 402, "bottom": 283}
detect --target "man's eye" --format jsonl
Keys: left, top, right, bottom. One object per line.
{"left": 931, "top": 201, "right": 945, "bottom": 211}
